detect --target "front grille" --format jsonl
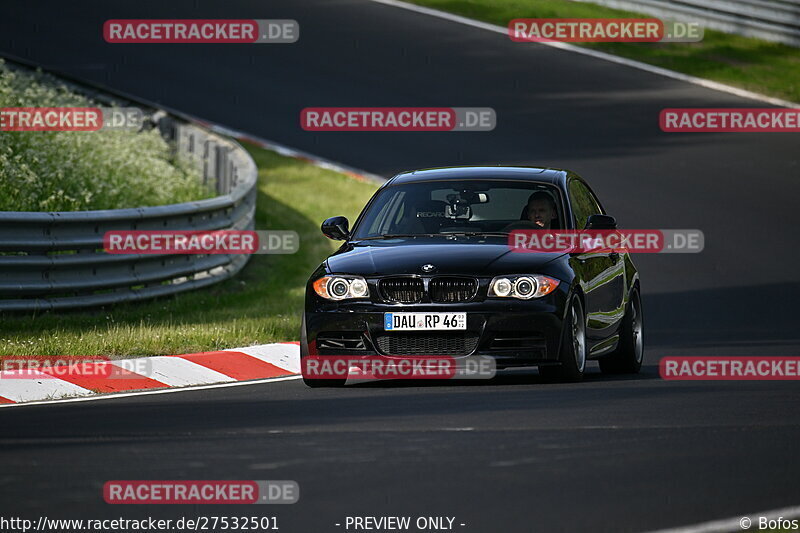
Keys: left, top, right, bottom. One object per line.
{"left": 429, "top": 277, "right": 477, "bottom": 303}
{"left": 379, "top": 277, "right": 424, "bottom": 303}
{"left": 376, "top": 332, "right": 479, "bottom": 356}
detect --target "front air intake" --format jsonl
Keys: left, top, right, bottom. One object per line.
{"left": 376, "top": 332, "right": 479, "bottom": 356}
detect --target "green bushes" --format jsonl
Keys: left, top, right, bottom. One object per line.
{"left": 0, "top": 60, "right": 211, "bottom": 212}
{"left": 0, "top": 145, "right": 380, "bottom": 356}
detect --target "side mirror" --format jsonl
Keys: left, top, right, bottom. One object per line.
{"left": 585, "top": 214, "right": 617, "bottom": 230}
{"left": 321, "top": 216, "right": 350, "bottom": 240}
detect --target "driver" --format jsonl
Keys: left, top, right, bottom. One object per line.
{"left": 525, "top": 192, "right": 557, "bottom": 229}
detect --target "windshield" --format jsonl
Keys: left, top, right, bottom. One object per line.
{"left": 351, "top": 180, "right": 565, "bottom": 239}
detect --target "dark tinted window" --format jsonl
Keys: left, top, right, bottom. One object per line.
{"left": 568, "top": 180, "right": 603, "bottom": 229}
{"left": 352, "top": 180, "right": 564, "bottom": 239}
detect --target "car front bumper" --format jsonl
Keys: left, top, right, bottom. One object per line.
{"left": 304, "top": 291, "right": 568, "bottom": 368}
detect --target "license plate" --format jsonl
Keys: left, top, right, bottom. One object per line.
{"left": 384, "top": 312, "right": 466, "bottom": 331}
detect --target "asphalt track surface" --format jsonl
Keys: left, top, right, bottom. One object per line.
{"left": 1, "top": 1, "right": 799, "bottom": 531}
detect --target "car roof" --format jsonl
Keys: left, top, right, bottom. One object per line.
{"left": 385, "top": 166, "right": 569, "bottom": 188}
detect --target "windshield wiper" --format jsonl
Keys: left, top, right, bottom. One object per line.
{"left": 358, "top": 232, "right": 509, "bottom": 240}
{"left": 441, "top": 231, "right": 510, "bottom": 237}
{"left": 357, "top": 234, "right": 439, "bottom": 240}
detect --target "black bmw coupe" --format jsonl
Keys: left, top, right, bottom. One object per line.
{"left": 301, "top": 166, "right": 642, "bottom": 386}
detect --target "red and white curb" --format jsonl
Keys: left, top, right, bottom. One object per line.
{"left": 0, "top": 342, "right": 301, "bottom": 406}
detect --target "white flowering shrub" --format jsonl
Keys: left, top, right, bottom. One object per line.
{"left": 0, "top": 60, "right": 211, "bottom": 211}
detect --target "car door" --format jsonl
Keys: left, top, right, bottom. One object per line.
{"left": 567, "top": 179, "right": 626, "bottom": 344}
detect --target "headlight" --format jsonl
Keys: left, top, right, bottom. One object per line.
{"left": 313, "top": 275, "right": 370, "bottom": 300}
{"left": 493, "top": 277, "right": 513, "bottom": 297}
{"left": 488, "top": 275, "right": 560, "bottom": 299}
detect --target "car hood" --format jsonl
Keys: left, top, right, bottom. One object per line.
{"left": 326, "top": 237, "right": 565, "bottom": 276}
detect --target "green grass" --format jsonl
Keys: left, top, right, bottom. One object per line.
{"left": 407, "top": 0, "right": 800, "bottom": 102}
{"left": 0, "top": 59, "right": 210, "bottom": 211}
{"left": 0, "top": 144, "right": 379, "bottom": 358}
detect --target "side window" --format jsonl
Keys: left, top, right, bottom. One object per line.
{"left": 568, "top": 180, "right": 602, "bottom": 229}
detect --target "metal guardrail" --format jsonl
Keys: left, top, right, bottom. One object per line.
{"left": 575, "top": 0, "right": 800, "bottom": 46}
{"left": 0, "top": 68, "right": 258, "bottom": 312}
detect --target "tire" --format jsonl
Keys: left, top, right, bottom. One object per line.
{"left": 540, "top": 294, "right": 586, "bottom": 382}
{"left": 599, "top": 288, "right": 643, "bottom": 374}
{"left": 300, "top": 314, "right": 347, "bottom": 388}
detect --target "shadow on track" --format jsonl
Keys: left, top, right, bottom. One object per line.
{"left": 347, "top": 364, "right": 661, "bottom": 389}
{"left": 0, "top": 364, "right": 680, "bottom": 443}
